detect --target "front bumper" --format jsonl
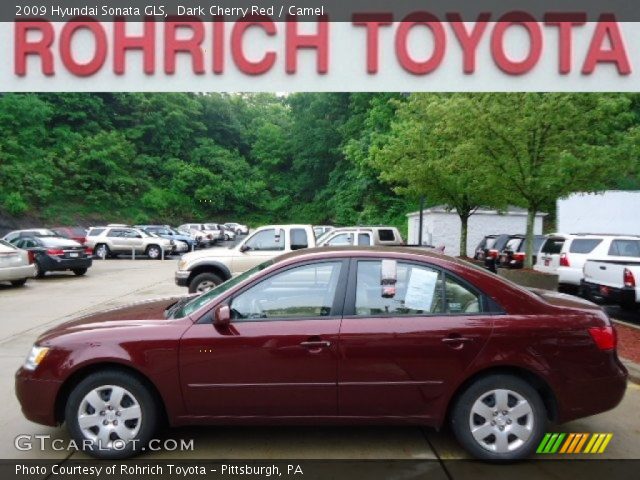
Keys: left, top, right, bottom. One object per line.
{"left": 15, "top": 367, "right": 61, "bottom": 426}
{"left": 581, "top": 280, "right": 637, "bottom": 306}
{"left": 0, "top": 264, "right": 36, "bottom": 282}
{"left": 175, "top": 270, "right": 190, "bottom": 287}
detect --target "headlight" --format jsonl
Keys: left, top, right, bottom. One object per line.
{"left": 178, "top": 260, "right": 187, "bottom": 270}
{"left": 23, "top": 345, "right": 49, "bottom": 371}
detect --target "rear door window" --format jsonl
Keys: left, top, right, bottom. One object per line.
{"left": 378, "top": 229, "right": 396, "bottom": 242}
{"left": 569, "top": 239, "right": 603, "bottom": 254}
{"left": 290, "top": 228, "right": 309, "bottom": 250}
{"left": 541, "top": 238, "right": 565, "bottom": 254}
{"left": 609, "top": 240, "right": 640, "bottom": 257}
{"left": 504, "top": 238, "right": 523, "bottom": 252}
{"left": 355, "top": 261, "right": 444, "bottom": 316}
{"left": 358, "top": 233, "right": 372, "bottom": 246}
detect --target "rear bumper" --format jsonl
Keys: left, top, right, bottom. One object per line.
{"left": 39, "top": 256, "right": 92, "bottom": 272}
{"left": 581, "top": 280, "right": 637, "bottom": 306}
{"left": 0, "top": 264, "right": 36, "bottom": 281}
{"left": 15, "top": 367, "right": 61, "bottom": 426}
{"left": 557, "top": 368, "right": 628, "bottom": 423}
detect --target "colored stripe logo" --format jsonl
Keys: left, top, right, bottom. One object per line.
{"left": 537, "top": 433, "right": 613, "bottom": 454}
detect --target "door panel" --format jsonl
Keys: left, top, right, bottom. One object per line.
{"left": 179, "top": 260, "right": 347, "bottom": 417}
{"left": 180, "top": 319, "right": 340, "bottom": 416}
{"left": 338, "top": 260, "right": 493, "bottom": 420}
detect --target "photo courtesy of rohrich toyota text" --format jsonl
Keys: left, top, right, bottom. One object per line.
{"left": 1, "top": 1, "right": 640, "bottom": 479}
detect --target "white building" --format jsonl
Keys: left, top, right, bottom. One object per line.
{"left": 557, "top": 191, "right": 640, "bottom": 235}
{"left": 407, "top": 206, "right": 546, "bottom": 257}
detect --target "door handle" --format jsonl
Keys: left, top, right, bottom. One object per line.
{"left": 442, "top": 336, "right": 473, "bottom": 344}
{"left": 300, "top": 340, "right": 331, "bottom": 348}
{"left": 599, "top": 266, "right": 606, "bottom": 270}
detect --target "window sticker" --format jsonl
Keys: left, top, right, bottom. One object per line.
{"left": 404, "top": 268, "right": 439, "bottom": 312}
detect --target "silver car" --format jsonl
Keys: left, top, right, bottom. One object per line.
{"left": 0, "top": 239, "right": 36, "bottom": 286}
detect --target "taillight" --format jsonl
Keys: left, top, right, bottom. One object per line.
{"left": 559, "top": 253, "right": 570, "bottom": 267}
{"left": 84, "top": 247, "right": 93, "bottom": 255}
{"left": 514, "top": 252, "right": 526, "bottom": 261}
{"left": 46, "top": 249, "right": 64, "bottom": 256}
{"left": 488, "top": 249, "right": 499, "bottom": 259}
{"left": 588, "top": 326, "right": 616, "bottom": 351}
{"left": 27, "top": 251, "right": 35, "bottom": 264}
{"left": 623, "top": 268, "right": 636, "bottom": 288}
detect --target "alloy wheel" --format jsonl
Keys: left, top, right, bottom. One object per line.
{"left": 77, "top": 385, "right": 142, "bottom": 450}
{"left": 469, "top": 389, "right": 534, "bottom": 453}
{"left": 196, "top": 280, "right": 215, "bottom": 293}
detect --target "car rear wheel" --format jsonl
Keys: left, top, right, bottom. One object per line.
{"left": 94, "top": 244, "right": 110, "bottom": 259}
{"left": 65, "top": 370, "right": 158, "bottom": 459}
{"left": 451, "top": 374, "right": 546, "bottom": 461}
{"left": 189, "top": 272, "right": 223, "bottom": 294}
{"left": 146, "top": 245, "right": 162, "bottom": 260}
{"left": 10, "top": 279, "right": 27, "bottom": 287}
{"left": 72, "top": 268, "right": 88, "bottom": 276}
{"left": 34, "top": 261, "right": 45, "bottom": 278}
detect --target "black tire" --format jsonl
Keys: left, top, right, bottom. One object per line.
{"left": 189, "top": 272, "right": 223, "bottom": 294}
{"left": 94, "top": 243, "right": 110, "bottom": 259}
{"left": 450, "top": 374, "right": 546, "bottom": 462}
{"left": 10, "top": 279, "right": 27, "bottom": 287}
{"left": 34, "top": 261, "right": 45, "bottom": 278}
{"left": 65, "top": 369, "right": 158, "bottom": 459}
{"left": 72, "top": 268, "right": 88, "bottom": 276}
{"left": 146, "top": 245, "right": 162, "bottom": 260}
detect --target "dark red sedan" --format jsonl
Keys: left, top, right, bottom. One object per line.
{"left": 15, "top": 247, "right": 627, "bottom": 461}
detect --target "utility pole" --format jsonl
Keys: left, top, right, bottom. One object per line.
{"left": 418, "top": 196, "right": 425, "bottom": 245}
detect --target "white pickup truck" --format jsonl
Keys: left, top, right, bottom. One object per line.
{"left": 175, "top": 225, "right": 316, "bottom": 293}
{"left": 582, "top": 238, "right": 640, "bottom": 311}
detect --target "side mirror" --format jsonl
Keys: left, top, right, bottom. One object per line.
{"left": 214, "top": 305, "right": 231, "bottom": 327}
{"left": 135, "top": 234, "right": 142, "bottom": 238}
{"left": 380, "top": 259, "right": 397, "bottom": 298}
{"left": 239, "top": 244, "right": 250, "bottom": 253}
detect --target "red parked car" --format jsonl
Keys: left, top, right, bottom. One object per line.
{"left": 52, "top": 226, "right": 89, "bottom": 245}
{"left": 15, "top": 247, "right": 627, "bottom": 461}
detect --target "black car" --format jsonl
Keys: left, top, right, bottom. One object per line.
{"left": 11, "top": 236, "right": 92, "bottom": 277}
{"left": 498, "top": 235, "right": 547, "bottom": 269}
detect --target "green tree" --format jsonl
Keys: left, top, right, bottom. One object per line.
{"left": 471, "top": 93, "right": 638, "bottom": 267}
{"left": 370, "top": 94, "right": 505, "bottom": 256}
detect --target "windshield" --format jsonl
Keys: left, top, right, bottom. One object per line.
{"left": 173, "top": 260, "right": 275, "bottom": 318}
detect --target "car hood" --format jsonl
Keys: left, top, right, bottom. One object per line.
{"left": 36, "top": 296, "right": 190, "bottom": 342}
{"left": 182, "top": 246, "right": 237, "bottom": 262}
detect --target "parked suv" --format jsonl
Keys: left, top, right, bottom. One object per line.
{"left": 498, "top": 235, "right": 546, "bottom": 269}
{"left": 224, "top": 222, "right": 249, "bottom": 235}
{"left": 85, "top": 227, "right": 173, "bottom": 260}
{"left": 136, "top": 225, "right": 195, "bottom": 253}
{"left": 535, "top": 234, "right": 634, "bottom": 290}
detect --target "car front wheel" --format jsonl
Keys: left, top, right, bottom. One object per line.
{"left": 189, "top": 272, "right": 223, "bottom": 294}
{"left": 146, "top": 245, "right": 162, "bottom": 260}
{"left": 451, "top": 374, "right": 546, "bottom": 461}
{"left": 10, "top": 279, "right": 27, "bottom": 287}
{"left": 94, "top": 244, "right": 110, "bottom": 259}
{"left": 72, "top": 268, "right": 88, "bottom": 276}
{"left": 65, "top": 370, "right": 158, "bottom": 459}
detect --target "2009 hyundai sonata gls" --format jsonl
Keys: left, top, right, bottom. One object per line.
{"left": 16, "top": 247, "right": 627, "bottom": 461}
